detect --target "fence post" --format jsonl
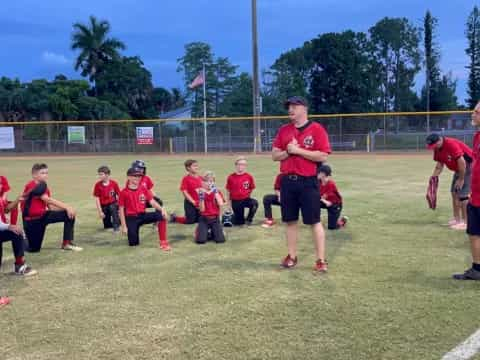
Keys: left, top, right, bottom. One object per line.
{"left": 366, "top": 133, "right": 370, "bottom": 153}
{"left": 169, "top": 138, "right": 173, "bottom": 154}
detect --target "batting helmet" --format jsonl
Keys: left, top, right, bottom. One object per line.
{"left": 131, "top": 160, "right": 146, "bottom": 174}
{"left": 222, "top": 210, "right": 234, "bottom": 227}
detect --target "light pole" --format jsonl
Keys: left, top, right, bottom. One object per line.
{"left": 251, "top": 0, "right": 262, "bottom": 152}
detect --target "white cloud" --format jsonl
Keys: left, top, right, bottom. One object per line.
{"left": 41, "top": 51, "right": 69, "bottom": 65}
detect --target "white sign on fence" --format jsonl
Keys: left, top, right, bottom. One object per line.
{"left": 136, "top": 127, "right": 154, "bottom": 145}
{"left": 0, "top": 127, "right": 15, "bottom": 149}
{"left": 68, "top": 126, "right": 86, "bottom": 144}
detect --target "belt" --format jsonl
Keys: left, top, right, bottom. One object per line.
{"left": 24, "top": 216, "right": 43, "bottom": 221}
{"left": 285, "top": 174, "right": 316, "bottom": 181}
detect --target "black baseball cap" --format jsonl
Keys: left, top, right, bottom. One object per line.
{"left": 317, "top": 164, "right": 332, "bottom": 176}
{"left": 426, "top": 133, "right": 441, "bottom": 149}
{"left": 127, "top": 167, "right": 143, "bottom": 176}
{"left": 284, "top": 96, "right": 308, "bottom": 109}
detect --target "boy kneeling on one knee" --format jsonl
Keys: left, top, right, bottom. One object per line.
{"left": 119, "top": 167, "right": 170, "bottom": 251}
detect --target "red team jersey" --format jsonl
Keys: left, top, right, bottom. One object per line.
{"left": 226, "top": 173, "right": 256, "bottom": 200}
{"left": 470, "top": 132, "right": 480, "bottom": 207}
{"left": 433, "top": 137, "right": 473, "bottom": 172}
{"left": 118, "top": 187, "right": 153, "bottom": 216}
{"left": 93, "top": 180, "right": 121, "bottom": 206}
{"left": 274, "top": 174, "right": 283, "bottom": 191}
{"left": 125, "top": 175, "right": 154, "bottom": 191}
{"left": 21, "top": 180, "right": 51, "bottom": 219}
{"left": 0, "top": 176, "right": 11, "bottom": 197}
{"left": 180, "top": 174, "right": 203, "bottom": 203}
{"left": 201, "top": 191, "right": 225, "bottom": 217}
{"left": 273, "top": 121, "right": 331, "bottom": 177}
{"left": 319, "top": 180, "right": 342, "bottom": 205}
{"left": 0, "top": 200, "right": 6, "bottom": 222}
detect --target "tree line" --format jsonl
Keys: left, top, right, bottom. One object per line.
{"left": 1, "top": 8, "right": 480, "bottom": 137}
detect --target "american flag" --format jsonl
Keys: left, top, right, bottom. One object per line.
{"left": 189, "top": 72, "right": 205, "bottom": 89}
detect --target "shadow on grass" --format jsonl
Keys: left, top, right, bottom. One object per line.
{"left": 382, "top": 270, "right": 480, "bottom": 292}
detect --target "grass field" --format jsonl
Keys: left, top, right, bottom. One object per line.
{"left": 1, "top": 153, "right": 480, "bottom": 360}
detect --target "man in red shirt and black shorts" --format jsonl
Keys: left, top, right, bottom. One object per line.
{"left": 272, "top": 96, "right": 331, "bottom": 273}
{"left": 426, "top": 133, "right": 473, "bottom": 230}
{"left": 454, "top": 102, "right": 480, "bottom": 280}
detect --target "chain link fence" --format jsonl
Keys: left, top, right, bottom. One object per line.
{"left": 0, "top": 111, "right": 473, "bottom": 154}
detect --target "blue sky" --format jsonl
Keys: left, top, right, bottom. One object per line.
{"left": 1, "top": 0, "right": 478, "bottom": 104}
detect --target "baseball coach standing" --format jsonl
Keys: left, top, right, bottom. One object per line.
{"left": 272, "top": 96, "right": 331, "bottom": 273}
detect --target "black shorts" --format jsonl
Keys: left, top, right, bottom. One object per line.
{"left": 184, "top": 199, "right": 200, "bottom": 224}
{"left": 280, "top": 175, "right": 320, "bottom": 225}
{"left": 467, "top": 203, "right": 480, "bottom": 236}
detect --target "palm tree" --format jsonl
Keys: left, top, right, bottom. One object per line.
{"left": 71, "top": 16, "right": 125, "bottom": 84}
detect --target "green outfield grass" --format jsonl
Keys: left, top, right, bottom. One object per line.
{"left": 1, "top": 153, "right": 480, "bottom": 360}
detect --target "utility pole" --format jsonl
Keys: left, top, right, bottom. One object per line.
{"left": 251, "top": 0, "right": 262, "bottom": 152}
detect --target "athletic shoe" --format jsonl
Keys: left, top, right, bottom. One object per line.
{"left": 450, "top": 222, "right": 467, "bottom": 231}
{"left": 453, "top": 267, "right": 480, "bottom": 280}
{"left": 246, "top": 220, "right": 253, "bottom": 227}
{"left": 337, "top": 216, "right": 348, "bottom": 228}
{"left": 0, "top": 296, "right": 10, "bottom": 308}
{"left": 14, "top": 263, "right": 38, "bottom": 277}
{"left": 169, "top": 213, "right": 177, "bottom": 224}
{"left": 261, "top": 219, "right": 275, "bottom": 228}
{"left": 62, "top": 243, "right": 83, "bottom": 252}
{"left": 280, "top": 254, "right": 298, "bottom": 269}
{"left": 313, "top": 259, "right": 328, "bottom": 273}
{"left": 447, "top": 218, "right": 459, "bottom": 226}
{"left": 160, "top": 241, "right": 171, "bottom": 251}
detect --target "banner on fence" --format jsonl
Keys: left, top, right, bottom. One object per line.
{"left": 0, "top": 127, "right": 15, "bottom": 149}
{"left": 68, "top": 126, "right": 86, "bottom": 144}
{"left": 136, "top": 127, "right": 154, "bottom": 145}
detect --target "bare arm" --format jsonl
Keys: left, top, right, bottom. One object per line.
{"left": 432, "top": 162, "right": 444, "bottom": 177}
{"left": 272, "top": 147, "right": 289, "bottom": 162}
{"left": 199, "top": 193, "right": 206, "bottom": 212}
{"left": 182, "top": 190, "right": 196, "bottom": 205}
{"left": 291, "top": 147, "right": 329, "bottom": 163}
{"left": 321, "top": 198, "right": 333, "bottom": 207}
{"left": 215, "top": 193, "right": 225, "bottom": 207}
{"left": 456, "top": 157, "right": 466, "bottom": 181}
{"left": 119, "top": 206, "right": 127, "bottom": 233}
{"left": 5, "top": 195, "right": 22, "bottom": 212}
{"left": 149, "top": 198, "right": 167, "bottom": 218}
{"left": 41, "top": 194, "right": 75, "bottom": 219}
{"left": 95, "top": 197, "right": 104, "bottom": 218}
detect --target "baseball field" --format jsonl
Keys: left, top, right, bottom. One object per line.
{"left": 1, "top": 153, "right": 479, "bottom": 360}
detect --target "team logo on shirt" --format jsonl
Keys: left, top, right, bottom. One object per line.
{"left": 243, "top": 181, "right": 251, "bottom": 190}
{"left": 447, "top": 155, "right": 452, "bottom": 162}
{"left": 139, "top": 194, "right": 146, "bottom": 203}
{"left": 109, "top": 190, "right": 116, "bottom": 198}
{"left": 303, "top": 135, "right": 314, "bottom": 148}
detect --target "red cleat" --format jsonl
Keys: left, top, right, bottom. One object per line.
{"left": 280, "top": 254, "right": 298, "bottom": 269}
{"left": 160, "top": 242, "right": 171, "bottom": 251}
{"left": 314, "top": 259, "right": 328, "bottom": 273}
{"left": 0, "top": 296, "right": 11, "bottom": 308}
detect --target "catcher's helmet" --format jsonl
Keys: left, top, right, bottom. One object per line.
{"left": 222, "top": 210, "right": 234, "bottom": 227}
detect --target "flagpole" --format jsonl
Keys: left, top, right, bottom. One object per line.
{"left": 202, "top": 63, "right": 207, "bottom": 154}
